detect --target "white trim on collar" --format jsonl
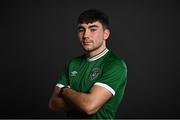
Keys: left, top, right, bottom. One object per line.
{"left": 87, "top": 49, "right": 109, "bottom": 62}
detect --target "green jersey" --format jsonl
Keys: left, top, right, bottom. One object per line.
{"left": 56, "top": 49, "right": 127, "bottom": 119}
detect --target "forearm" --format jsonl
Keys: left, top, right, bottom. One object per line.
{"left": 49, "top": 96, "right": 69, "bottom": 112}
{"left": 49, "top": 87, "right": 72, "bottom": 112}
{"left": 62, "top": 88, "right": 98, "bottom": 115}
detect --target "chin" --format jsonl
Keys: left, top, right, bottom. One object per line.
{"left": 83, "top": 47, "right": 93, "bottom": 52}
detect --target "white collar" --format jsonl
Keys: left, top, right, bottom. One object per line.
{"left": 87, "top": 49, "right": 109, "bottom": 62}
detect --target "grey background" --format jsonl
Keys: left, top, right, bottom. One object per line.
{"left": 0, "top": 0, "right": 180, "bottom": 118}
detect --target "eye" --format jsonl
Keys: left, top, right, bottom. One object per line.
{"left": 90, "top": 29, "right": 97, "bottom": 32}
{"left": 78, "top": 28, "right": 85, "bottom": 33}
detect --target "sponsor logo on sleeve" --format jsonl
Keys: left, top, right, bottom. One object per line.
{"left": 70, "top": 71, "right": 78, "bottom": 76}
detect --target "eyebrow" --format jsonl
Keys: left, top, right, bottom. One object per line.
{"left": 78, "top": 24, "right": 99, "bottom": 29}
{"left": 78, "top": 26, "right": 85, "bottom": 30}
{"left": 88, "top": 25, "right": 98, "bottom": 28}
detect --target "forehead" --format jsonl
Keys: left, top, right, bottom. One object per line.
{"left": 78, "top": 21, "right": 103, "bottom": 28}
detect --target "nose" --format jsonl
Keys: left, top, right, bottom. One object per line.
{"left": 83, "top": 30, "right": 90, "bottom": 39}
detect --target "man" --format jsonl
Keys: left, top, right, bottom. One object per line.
{"left": 49, "top": 9, "right": 127, "bottom": 119}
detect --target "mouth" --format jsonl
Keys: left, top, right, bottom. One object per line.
{"left": 82, "top": 42, "right": 92, "bottom": 45}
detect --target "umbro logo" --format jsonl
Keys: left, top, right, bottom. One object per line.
{"left": 70, "top": 71, "right": 78, "bottom": 76}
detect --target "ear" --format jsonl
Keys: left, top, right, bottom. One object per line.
{"left": 103, "top": 29, "right": 110, "bottom": 40}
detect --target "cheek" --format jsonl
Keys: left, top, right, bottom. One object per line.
{"left": 78, "top": 33, "right": 83, "bottom": 40}
{"left": 78, "top": 33, "right": 81, "bottom": 37}
{"left": 93, "top": 35, "right": 103, "bottom": 45}
{"left": 94, "top": 32, "right": 103, "bottom": 39}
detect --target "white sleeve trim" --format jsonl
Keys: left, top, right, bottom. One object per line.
{"left": 94, "top": 82, "right": 115, "bottom": 96}
{"left": 56, "top": 83, "right": 65, "bottom": 88}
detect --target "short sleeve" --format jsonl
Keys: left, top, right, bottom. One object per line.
{"left": 94, "top": 60, "right": 127, "bottom": 96}
{"left": 56, "top": 61, "right": 70, "bottom": 88}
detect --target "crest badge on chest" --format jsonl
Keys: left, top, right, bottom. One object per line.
{"left": 89, "top": 68, "right": 101, "bottom": 80}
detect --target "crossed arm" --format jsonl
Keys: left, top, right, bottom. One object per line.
{"left": 48, "top": 85, "right": 112, "bottom": 115}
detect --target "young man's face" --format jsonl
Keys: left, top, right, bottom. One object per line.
{"left": 77, "top": 21, "right": 110, "bottom": 52}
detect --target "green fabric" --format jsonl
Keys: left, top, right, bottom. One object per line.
{"left": 57, "top": 50, "right": 127, "bottom": 119}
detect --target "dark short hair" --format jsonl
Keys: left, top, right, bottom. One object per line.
{"left": 77, "top": 9, "right": 110, "bottom": 29}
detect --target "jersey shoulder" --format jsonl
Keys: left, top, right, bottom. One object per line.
{"left": 103, "top": 51, "right": 127, "bottom": 70}
{"left": 67, "top": 55, "right": 85, "bottom": 66}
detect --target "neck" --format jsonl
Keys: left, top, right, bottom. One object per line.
{"left": 86, "top": 45, "right": 107, "bottom": 58}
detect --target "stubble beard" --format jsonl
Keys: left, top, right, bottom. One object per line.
{"left": 82, "top": 42, "right": 104, "bottom": 53}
